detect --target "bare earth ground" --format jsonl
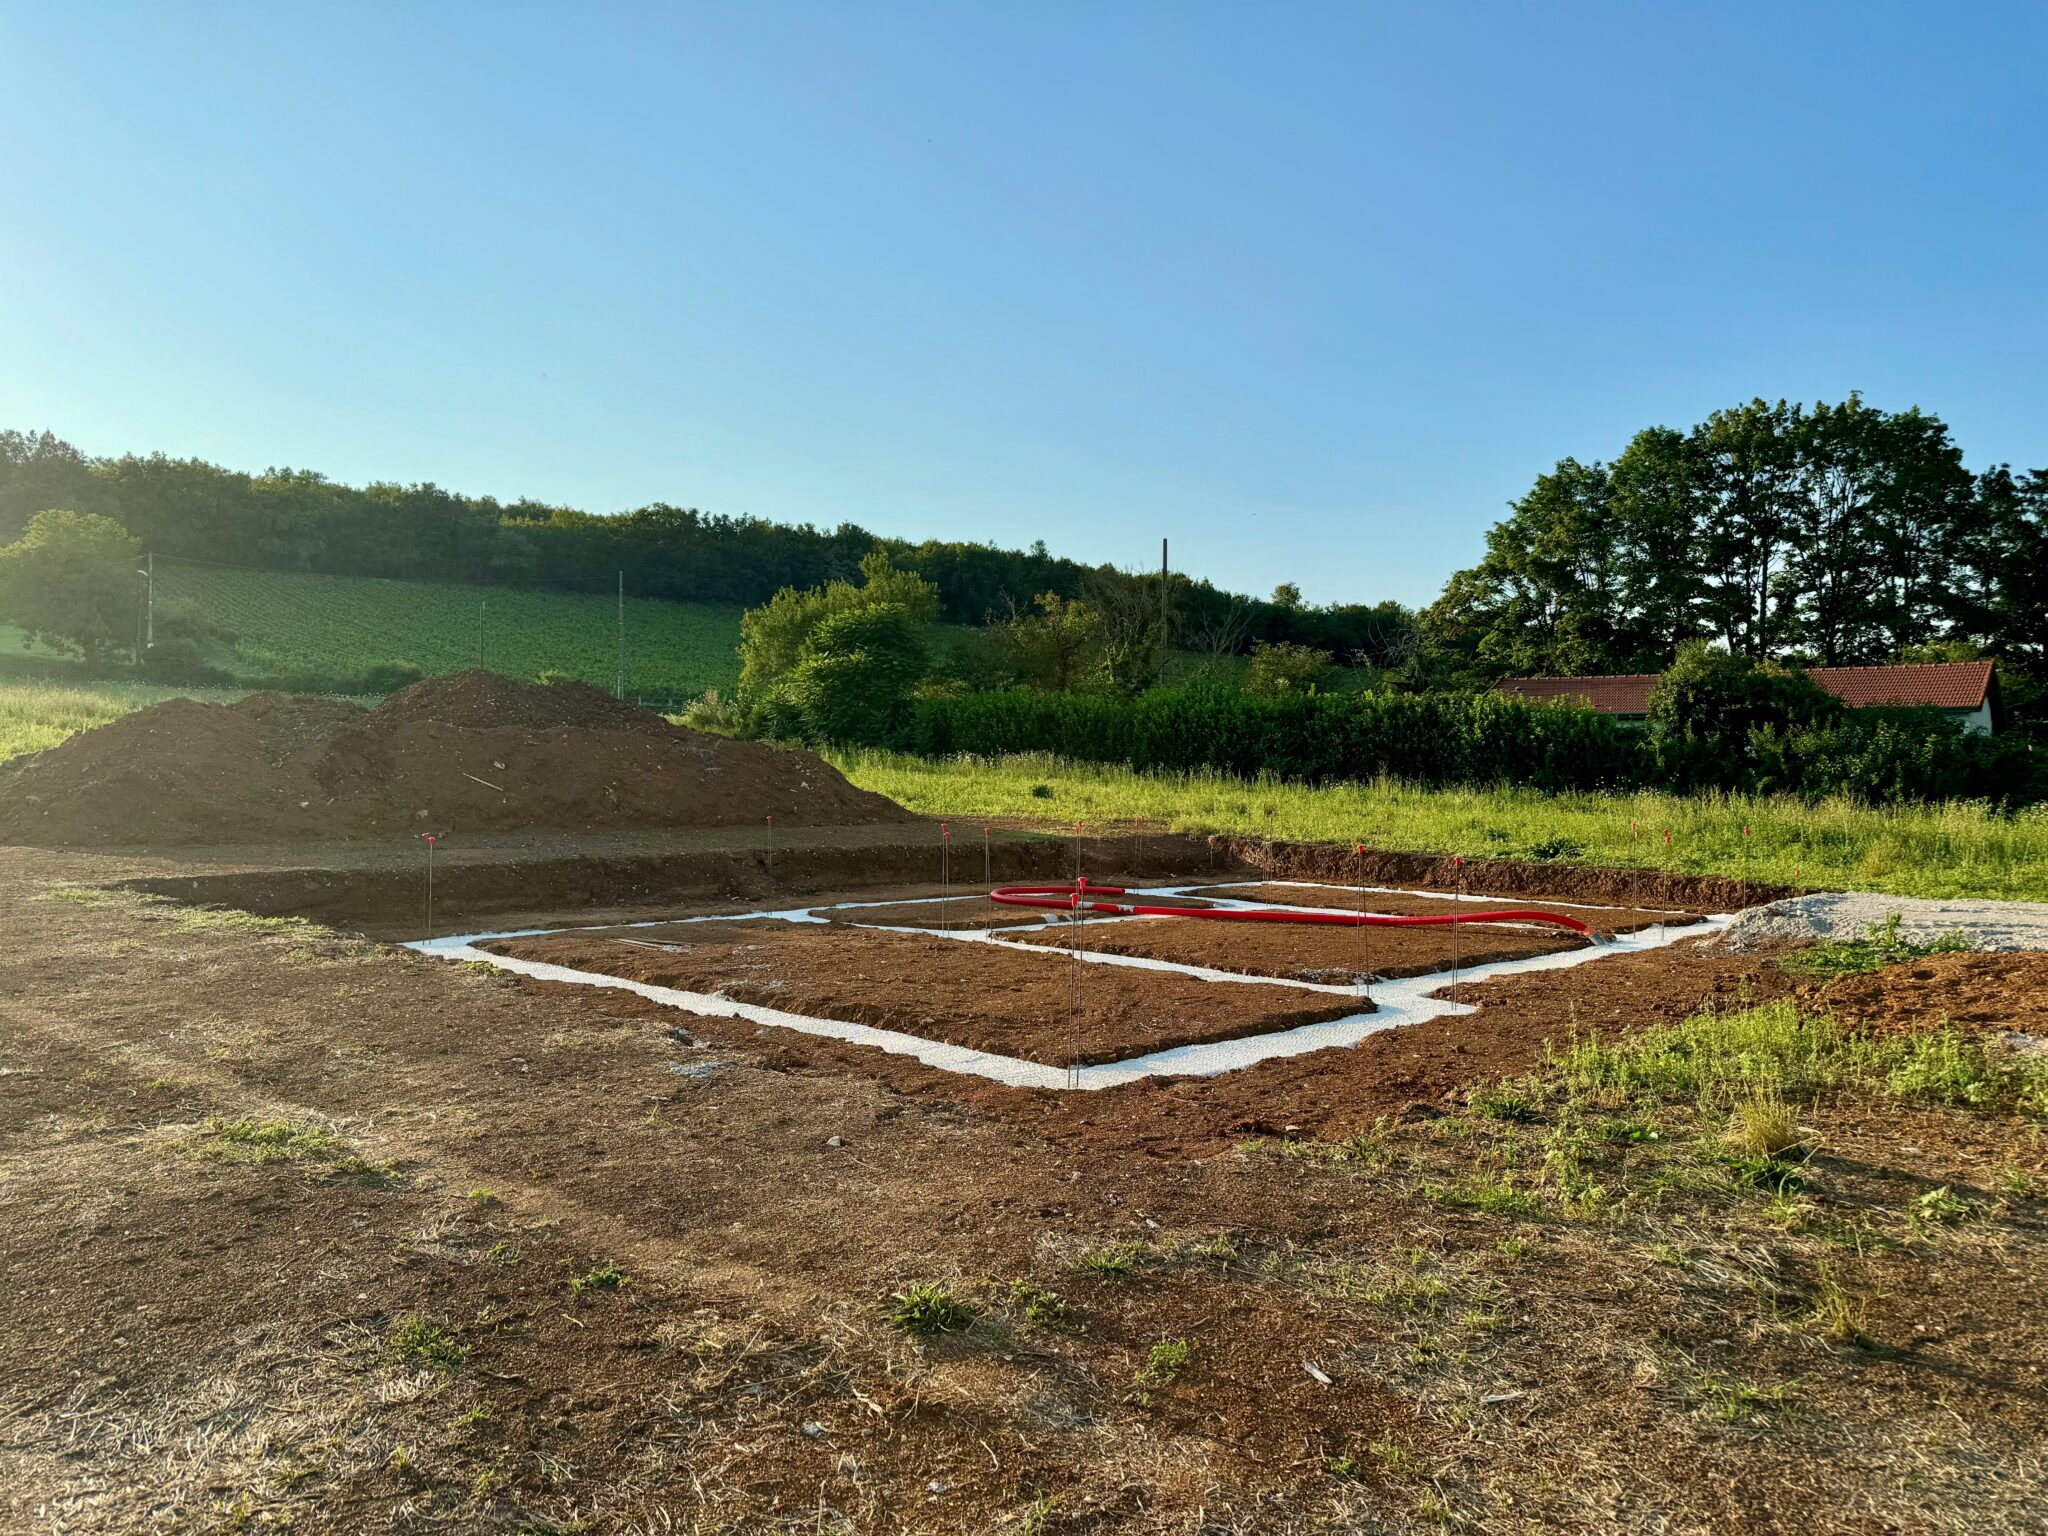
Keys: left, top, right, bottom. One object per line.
{"left": 4, "top": 836, "right": 2047, "bottom": 1535}
{"left": 483, "top": 922, "right": 1364, "bottom": 1066}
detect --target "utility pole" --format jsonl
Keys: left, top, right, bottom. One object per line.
{"left": 1158, "top": 537, "right": 1169, "bottom": 686}
{"left": 143, "top": 553, "right": 154, "bottom": 650}
{"left": 616, "top": 570, "right": 625, "bottom": 699}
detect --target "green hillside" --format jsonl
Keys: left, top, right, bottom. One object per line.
{"left": 156, "top": 564, "right": 742, "bottom": 701}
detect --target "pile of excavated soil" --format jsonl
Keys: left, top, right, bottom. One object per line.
{"left": 0, "top": 671, "right": 915, "bottom": 847}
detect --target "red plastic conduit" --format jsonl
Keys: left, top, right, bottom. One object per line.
{"left": 989, "top": 881, "right": 1594, "bottom": 938}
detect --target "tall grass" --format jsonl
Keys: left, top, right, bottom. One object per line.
{"left": 832, "top": 749, "right": 2048, "bottom": 902}
{"left": 0, "top": 678, "right": 264, "bottom": 765}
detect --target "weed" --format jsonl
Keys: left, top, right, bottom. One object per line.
{"left": 1369, "top": 1435, "right": 1426, "bottom": 1480}
{"left": 1593, "top": 1112, "right": 1661, "bottom": 1144}
{"left": 1997, "top": 1166, "right": 2035, "bottom": 1199}
{"left": 1699, "top": 1375, "right": 1798, "bottom": 1425}
{"left": 485, "top": 1241, "right": 522, "bottom": 1265}
{"left": 1007, "top": 1279, "right": 1071, "bottom": 1328}
{"left": 467, "top": 1188, "right": 502, "bottom": 1206}
{"left": 1133, "top": 1337, "right": 1190, "bottom": 1399}
{"left": 39, "top": 885, "right": 110, "bottom": 905}
{"left": 1495, "top": 1236, "right": 1531, "bottom": 1259}
{"left": 1077, "top": 1238, "right": 1146, "bottom": 1282}
{"left": 1469, "top": 1083, "right": 1543, "bottom": 1123}
{"left": 1425, "top": 1169, "right": 1538, "bottom": 1217}
{"left": 1718, "top": 1147, "right": 1807, "bottom": 1196}
{"left": 1807, "top": 1260, "right": 1872, "bottom": 1346}
{"left": 388, "top": 1316, "right": 465, "bottom": 1372}
{"left": 1648, "top": 1241, "right": 1693, "bottom": 1270}
{"left": 455, "top": 1401, "right": 497, "bottom": 1428}
{"left": 887, "top": 1282, "right": 976, "bottom": 1336}
{"left": 569, "top": 1264, "right": 628, "bottom": 1295}
{"left": 1726, "top": 1082, "right": 1803, "bottom": 1158}
{"left": 1327, "top": 1452, "right": 1362, "bottom": 1480}
{"left": 1912, "top": 1185, "right": 1974, "bottom": 1226}
{"left": 200, "top": 1117, "right": 344, "bottom": 1163}
{"left": 1778, "top": 914, "right": 1973, "bottom": 979}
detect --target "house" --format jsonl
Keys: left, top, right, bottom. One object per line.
{"left": 1496, "top": 660, "right": 1998, "bottom": 735}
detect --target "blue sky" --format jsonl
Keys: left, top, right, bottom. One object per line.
{"left": 3, "top": 3, "right": 2043, "bottom": 607}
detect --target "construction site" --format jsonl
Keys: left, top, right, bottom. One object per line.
{"left": 4, "top": 675, "right": 2046, "bottom": 1533}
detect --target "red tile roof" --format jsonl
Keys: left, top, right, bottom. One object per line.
{"left": 1494, "top": 674, "right": 1659, "bottom": 714}
{"left": 1805, "top": 662, "right": 1994, "bottom": 710}
{"left": 1497, "top": 660, "right": 1994, "bottom": 715}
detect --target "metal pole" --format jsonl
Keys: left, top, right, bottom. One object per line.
{"left": 145, "top": 552, "right": 154, "bottom": 650}
{"left": 1159, "top": 537, "right": 1169, "bottom": 686}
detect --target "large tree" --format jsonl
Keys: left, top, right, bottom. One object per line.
{"left": 0, "top": 509, "right": 143, "bottom": 668}
{"left": 1435, "top": 396, "right": 2035, "bottom": 681}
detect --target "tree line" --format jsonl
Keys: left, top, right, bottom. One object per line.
{"left": 0, "top": 429, "right": 1414, "bottom": 668}
{"left": 1423, "top": 396, "right": 2045, "bottom": 686}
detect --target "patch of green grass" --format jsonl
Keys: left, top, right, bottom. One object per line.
{"left": 0, "top": 677, "right": 260, "bottom": 764}
{"left": 1076, "top": 1238, "right": 1147, "bottom": 1283}
{"left": 568, "top": 1263, "right": 628, "bottom": 1295}
{"left": 1699, "top": 1375, "right": 1798, "bottom": 1425}
{"left": 1912, "top": 1185, "right": 1975, "bottom": 1227}
{"left": 1726, "top": 1081, "right": 1803, "bottom": 1158}
{"left": 38, "top": 885, "right": 112, "bottom": 905}
{"left": 1132, "top": 1337, "right": 1190, "bottom": 1400}
{"left": 199, "top": 1117, "right": 345, "bottom": 1163}
{"left": 388, "top": 1316, "right": 466, "bottom": 1372}
{"left": 1425, "top": 1169, "right": 1538, "bottom": 1217}
{"left": 195, "top": 1116, "right": 400, "bottom": 1185}
{"left": 1468, "top": 1083, "right": 1543, "bottom": 1123}
{"left": 1552, "top": 1000, "right": 2048, "bottom": 1116}
{"left": 886, "top": 1281, "right": 976, "bottom": 1336}
{"left": 831, "top": 748, "right": 2048, "bottom": 903}
{"left": 1778, "top": 914, "right": 1974, "bottom": 979}
{"left": 1007, "top": 1279, "right": 1072, "bottom": 1328}
{"left": 171, "top": 907, "right": 313, "bottom": 935}
{"left": 1807, "top": 1260, "right": 1873, "bottom": 1346}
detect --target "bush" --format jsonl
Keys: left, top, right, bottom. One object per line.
{"left": 778, "top": 603, "right": 926, "bottom": 746}
{"left": 1245, "top": 640, "right": 1332, "bottom": 698}
{"left": 900, "top": 679, "right": 2045, "bottom": 807}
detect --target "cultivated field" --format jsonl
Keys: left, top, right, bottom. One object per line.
{"left": 156, "top": 562, "right": 745, "bottom": 698}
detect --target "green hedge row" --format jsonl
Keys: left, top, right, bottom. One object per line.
{"left": 898, "top": 685, "right": 2045, "bottom": 806}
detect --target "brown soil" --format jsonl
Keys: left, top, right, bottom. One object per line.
{"left": 1007, "top": 911, "right": 1591, "bottom": 982}
{"left": 483, "top": 921, "right": 1366, "bottom": 1067}
{"left": 1793, "top": 949, "right": 2048, "bottom": 1038}
{"left": 6, "top": 841, "right": 2047, "bottom": 1534}
{"left": 1220, "top": 836, "right": 1795, "bottom": 911}
{"left": 1210, "top": 881, "right": 1695, "bottom": 934}
{"left": 0, "top": 670, "right": 912, "bottom": 846}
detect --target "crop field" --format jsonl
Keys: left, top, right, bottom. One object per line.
{"left": 156, "top": 562, "right": 743, "bottom": 699}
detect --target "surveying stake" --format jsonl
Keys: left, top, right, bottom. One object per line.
{"left": 420, "top": 832, "right": 442, "bottom": 941}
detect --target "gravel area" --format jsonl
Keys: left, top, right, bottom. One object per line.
{"left": 1719, "top": 891, "right": 2048, "bottom": 954}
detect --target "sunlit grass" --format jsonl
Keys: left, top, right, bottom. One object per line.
{"left": 0, "top": 678, "right": 257, "bottom": 764}
{"left": 833, "top": 749, "right": 2048, "bottom": 902}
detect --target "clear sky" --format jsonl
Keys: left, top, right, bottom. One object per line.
{"left": 3, "top": 3, "right": 2043, "bottom": 607}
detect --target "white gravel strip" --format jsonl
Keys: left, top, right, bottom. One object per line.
{"left": 1718, "top": 892, "right": 2048, "bottom": 954}
{"left": 411, "top": 891, "right": 1731, "bottom": 1090}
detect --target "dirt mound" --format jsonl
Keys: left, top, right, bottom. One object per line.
{"left": 374, "top": 669, "right": 660, "bottom": 734}
{"left": 0, "top": 672, "right": 915, "bottom": 847}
